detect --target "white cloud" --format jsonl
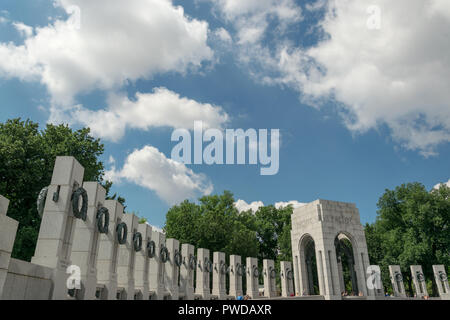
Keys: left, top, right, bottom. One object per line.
{"left": 234, "top": 199, "right": 305, "bottom": 213}
{"left": 234, "top": 199, "right": 264, "bottom": 213}
{"left": 434, "top": 179, "right": 450, "bottom": 190}
{"left": 209, "top": 0, "right": 302, "bottom": 44}
{"left": 147, "top": 223, "right": 165, "bottom": 234}
{"left": 105, "top": 146, "right": 213, "bottom": 205}
{"left": 12, "top": 22, "right": 33, "bottom": 38}
{"left": 254, "top": 0, "right": 450, "bottom": 157}
{"left": 66, "top": 87, "right": 229, "bottom": 142}
{"left": 0, "top": 0, "right": 213, "bottom": 107}
{"left": 214, "top": 27, "right": 232, "bottom": 43}
{"left": 274, "top": 201, "right": 306, "bottom": 209}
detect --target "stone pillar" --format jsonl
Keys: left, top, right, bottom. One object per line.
{"left": 246, "top": 257, "right": 259, "bottom": 299}
{"left": 366, "top": 265, "right": 384, "bottom": 297}
{"left": 432, "top": 265, "right": 449, "bottom": 300}
{"left": 134, "top": 223, "right": 152, "bottom": 300}
{"left": 195, "top": 248, "right": 211, "bottom": 300}
{"left": 410, "top": 265, "right": 428, "bottom": 298}
{"left": 229, "top": 255, "right": 243, "bottom": 298}
{"left": 280, "top": 261, "right": 294, "bottom": 297}
{"left": 149, "top": 230, "right": 166, "bottom": 300}
{"left": 212, "top": 251, "right": 227, "bottom": 300}
{"left": 389, "top": 265, "right": 406, "bottom": 298}
{"left": 179, "top": 243, "right": 195, "bottom": 300}
{"left": 70, "top": 182, "right": 106, "bottom": 300}
{"left": 317, "top": 241, "right": 341, "bottom": 300}
{"left": 263, "top": 259, "right": 277, "bottom": 298}
{"left": 96, "top": 200, "right": 123, "bottom": 300}
{"left": 116, "top": 213, "right": 139, "bottom": 300}
{"left": 0, "top": 196, "right": 19, "bottom": 299}
{"left": 165, "top": 238, "right": 180, "bottom": 300}
{"left": 31, "top": 156, "right": 85, "bottom": 300}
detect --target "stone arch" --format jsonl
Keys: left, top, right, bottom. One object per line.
{"left": 334, "top": 231, "right": 365, "bottom": 296}
{"left": 297, "top": 234, "right": 320, "bottom": 295}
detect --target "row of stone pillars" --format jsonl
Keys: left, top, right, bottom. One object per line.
{"left": 0, "top": 156, "right": 295, "bottom": 300}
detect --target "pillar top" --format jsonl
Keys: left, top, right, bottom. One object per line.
{"left": 0, "top": 195, "right": 10, "bottom": 216}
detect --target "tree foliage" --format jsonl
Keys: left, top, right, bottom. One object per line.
{"left": 0, "top": 118, "right": 120, "bottom": 261}
{"left": 164, "top": 191, "right": 294, "bottom": 269}
{"left": 365, "top": 182, "right": 450, "bottom": 296}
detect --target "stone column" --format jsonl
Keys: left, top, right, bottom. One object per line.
{"left": 389, "top": 265, "right": 406, "bottom": 298}
{"left": 432, "top": 265, "right": 450, "bottom": 300}
{"left": 70, "top": 182, "right": 106, "bottom": 300}
{"left": 366, "top": 265, "right": 384, "bottom": 297}
{"left": 0, "top": 196, "right": 18, "bottom": 299}
{"left": 195, "top": 248, "right": 211, "bottom": 300}
{"left": 116, "top": 213, "right": 139, "bottom": 300}
{"left": 263, "top": 259, "right": 277, "bottom": 298}
{"left": 165, "top": 238, "right": 180, "bottom": 300}
{"left": 246, "top": 257, "right": 259, "bottom": 299}
{"left": 134, "top": 223, "right": 152, "bottom": 300}
{"left": 212, "top": 251, "right": 227, "bottom": 300}
{"left": 410, "top": 265, "right": 428, "bottom": 298}
{"left": 229, "top": 255, "right": 243, "bottom": 298}
{"left": 316, "top": 239, "right": 341, "bottom": 300}
{"left": 96, "top": 200, "right": 123, "bottom": 300}
{"left": 179, "top": 243, "right": 195, "bottom": 300}
{"left": 280, "top": 261, "right": 294, "bottom": 297}
{"left": 148, "top": 230, "right": 166, "bottom": 300}
{"left": 31, "top": 156, "right": 85, "bottom": 300}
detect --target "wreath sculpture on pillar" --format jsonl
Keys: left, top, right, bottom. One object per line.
{"left": 174, "top": 250, "right": 183, "bottom": 267}
{"left": 96, "top": 207, "right": 109, "bottom": 234}
{"left": 147, "top": 240, "right": 156, "bottom": 258}
{"left": 72, "top": 187, "right": 88, "bottom": 221}
{"left": 116, "top": 222, "right": 128, "bottom": 245}
{"left": 160, "top": 246, "right": 169, "bottom": 263}
{"left": 133, "top": 231, "right": 143, "bottom": 252}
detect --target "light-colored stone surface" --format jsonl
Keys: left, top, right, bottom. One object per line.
{"left": 31, "top": 156, "right": 85, "bottom": 300}
{"left": 280, "top": 261, "right": 294, "bottom": 297}
{"left": 195, "top": 248, "right": 211, "bottom": 300}
{"left": 148, "top": 230, "right": 166, "bottom": 300}
{"left": 389, "top": 265, "right": 406, "bottom": 298}
{"left": 96, "top": 200, "right": 123, "bottom": 300}
{"left": 70, "top": 182, "right": 106, "bottom": 300}
{"left": 2, "top": 258, "right": 52, "bottom": 300}
{"left": 164, "top": 238, "right": 180, "bottom": 300}
{"left": 432, "top": 265, "right": 450, "bottom": 300}
{"left": 291, "top": 200, "right": 371, "bottom": 300}
{"left": 263, "top": 259, "right": 277, "bottom": 298}
{"left": 229, "top": 255, "right": 243, "bottom": 298}
{"left": 212, "top": 251, "right": 227, "bottom": 300}
{"left": 134, "top": 223, "right": 152, "bottom": 300}
{"left": 0, "top": 196, "right": 19, "bottom": 300}
{"left": 179, "top": 243, "right": 195, "bottom": 300}
{"left": 410, "top": 265, "right": 428, "bottom": 298}
{"left": 116, "top": 213, "right": 139, "bottom": 300}
{"left": 246, "top": 257, "right": 259, "bottom": 299}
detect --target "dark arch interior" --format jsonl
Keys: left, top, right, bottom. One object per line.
{"left": 303, "top": 236, "right": 320, "bottom": 295}
{"left": 335, "top": 236, "right": 358, "bottom": 295}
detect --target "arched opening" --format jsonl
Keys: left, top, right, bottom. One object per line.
{"left": 299, "top": 235, "right": 320, "bottom": 295}
{"left": 335, "top": 234, "right": 358, "bottom": 296}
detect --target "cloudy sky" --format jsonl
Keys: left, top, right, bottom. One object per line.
{"left": 1, "top": 0, "right": 449, "bottom": 229}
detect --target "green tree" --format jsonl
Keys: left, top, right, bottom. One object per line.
{"left": 365, "top": 182, "right": 450, "bottom": 296}
{"left": 0, "top": 118, "right": 121, "bottom": 261}
{"left": 164, "top": 191, "right": 259, "bottom": 259}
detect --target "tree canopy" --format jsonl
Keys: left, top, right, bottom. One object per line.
{"left": 365, "top": 182, "right": 450, "bottom": 296}
{"left": 164, "top": 191, "right": 294, "bottom": 268}
{"left": 0, "top": 118, "right": 120, "bottom": 261}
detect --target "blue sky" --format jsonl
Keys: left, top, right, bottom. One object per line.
{"left": 1, "top": 0, "right": 449, "bottom": 229}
